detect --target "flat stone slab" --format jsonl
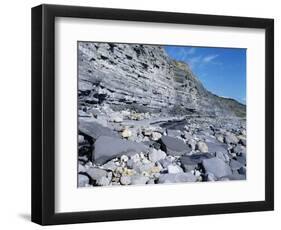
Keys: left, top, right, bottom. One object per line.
{"left": 206, "top": 142, "right": 228, "bottom": 154}
{"left": 229, "top": 159, "right": 244, "bottom": 170}
{"left": 180, "top": 156, "right": 199, "bottom": 172}
{"left": 86, "top": 167, "right": 107, "bottom": 181}
{"left": 202, "top": 157, "right": 232, "bottom": 178}
{"left": 166, "top": 129, "right": 183, "bottom": 138}
{"left": 180, "top": 153, "right": 213, "bottom": 172}
{"left": 79, "top": 119, "right": 117, "bottom": 140}
{"left": 159, "top": 136, "right": 191, "bottom": 156}
{"left": 93, "top": 136, "right": 148, "bottom": 164}
{"left": 184, "top": 153, "right": 213, "bottom": 164}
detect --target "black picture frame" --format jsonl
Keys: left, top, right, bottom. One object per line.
{"left": 31, "top": 4, "right": 274, "bottom": 225}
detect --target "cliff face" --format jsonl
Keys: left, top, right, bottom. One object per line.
{"left": 78, "top": 42, "right": 245, "bottom": 118}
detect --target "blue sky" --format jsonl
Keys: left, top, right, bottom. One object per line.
{"left": 164, "top": 46, "right": 246, "bottom": 104}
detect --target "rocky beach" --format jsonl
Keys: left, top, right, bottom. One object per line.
{"left": 77, "top": 42, "right": 246, "bottom": 187}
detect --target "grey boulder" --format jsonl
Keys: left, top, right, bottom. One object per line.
{"left": 224, "top": 133, "right": 239, "bottom": 145}
{"left": 159, "top": 136, "right": 191, "bottom": 156}
{"left": 180, "top": 155, "right": 199, "bottom": 172}
{"left": 206, "top": 142, "right": 228, "bottom": 154}
{"left": 202, "top": 157, "right": 232, "bottom": 178}
{"left": 86, "top": 167, "right": 107, "bottom": 181}
{"left": 183, "top": 153, "right": 213, "bottom": 164}
{"left": 79, "top": 119, "right": 117, "bottom": 140}
{"left": 93, "top": 136, "right": 148, "bottom": 164}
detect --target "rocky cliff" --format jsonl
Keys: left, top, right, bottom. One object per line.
{"left": 78, "top": 42, "right": 245, "bottom": 118}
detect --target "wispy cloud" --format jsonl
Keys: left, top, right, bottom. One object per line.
{"left": 165, "top": 46, "right": 220, "bottom": 70}
{"left": 185, "top": 54, "right": 220, "bottom": 69}
{"left": 202, "top": 54, "right": 219, "bottom": 63}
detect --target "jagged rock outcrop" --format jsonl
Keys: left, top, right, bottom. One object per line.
{"left": 78, "top": 42, "right": 245, "bottom": 117}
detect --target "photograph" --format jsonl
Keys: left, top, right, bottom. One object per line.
{"left": 77, "top": 42, "right": 247, "bottom": 187}
{"left": 30, "top": 3, "right": 274, "bottom": 225}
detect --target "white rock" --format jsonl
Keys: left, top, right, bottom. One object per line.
{"left": 167, "top": 164, "right": 184, "bottom": 174}
{"left": 151, "top": 132, "right": 162, "bottom": 141}
{"left": 148, "top": 149, "right": 166, "bottom": 162}
{"left": 216, "top": 135, "right": 224, "bottom": 143}
{"left": 143, "top": 129, "right": 153, "bottom": 136}
{"left": 112, "top": 114, "right": 123, "bottom": 123}
{"left": 194, "top": 170, "right": 201, "bottom": 177}
{"left": 130, "top": 154, "right": 140, "bottom": 162}
{"left": 196, "top": 141, "right": 209, "bottom": 153}
{"left": 78, "top": 135, "right": 84, "bottom": 144}
{"left": 120, "top": 155, "right": 129, "bottom": 162}
{"left": 121, "top": 128, "right": 132, "bottom": 138}
{"left": 121, "top": 110, "right": 131, "bottom": 117}
{"left": 120, "top": 176, "right": 131, "bottom": 185}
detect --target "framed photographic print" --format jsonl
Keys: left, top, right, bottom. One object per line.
{"left": 31, "top": 4, "right": 274, "bottom": 225}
